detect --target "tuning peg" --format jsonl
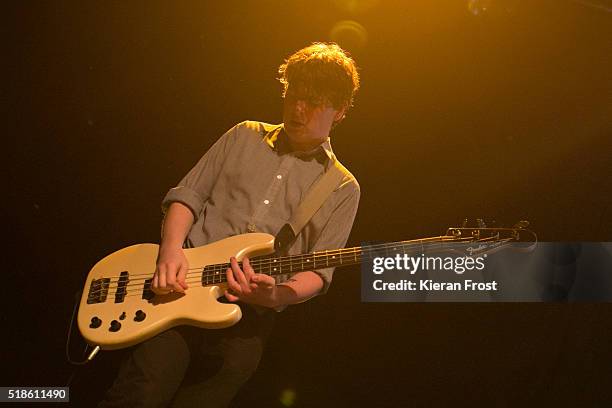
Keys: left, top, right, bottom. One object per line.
{"left": 476, "top": 218, "right": 487, "bottom": 228}
{"left": 512, "top": 220, "right": 529, "bottom": 229}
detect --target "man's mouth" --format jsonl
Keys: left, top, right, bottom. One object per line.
{"left": 289, "top": 119, "right": 305, "bottom": 127}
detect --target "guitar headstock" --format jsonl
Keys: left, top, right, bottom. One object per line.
{"left": 445, "top": 219, "right": 537, "bottom": 256}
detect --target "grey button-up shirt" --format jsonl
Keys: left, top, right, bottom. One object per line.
{"left": 162, "top": 120, "right": 360, "bottom": 293}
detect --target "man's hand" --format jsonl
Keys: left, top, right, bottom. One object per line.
{"left": 152, "top": 246, "right": 190, "bottom": 294}
{"left": 225, "top": 256, "right": 278, "bottom": 308}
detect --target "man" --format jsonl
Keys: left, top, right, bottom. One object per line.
{"left": 100, "top": 42, "right": 360, "bottom": 407}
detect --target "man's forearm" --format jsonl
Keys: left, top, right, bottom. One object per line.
{"left": 273, "top": 271, "right": 324, "bottom": 307}
{"left": 161, "top": 202, "right": 195, "bottom": 249}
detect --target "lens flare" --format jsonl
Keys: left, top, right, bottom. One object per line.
{"left": 330, "top": 20, "right": 368, "bottom": 50}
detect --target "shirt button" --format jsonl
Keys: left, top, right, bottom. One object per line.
{"left": 247, "top": 223, "right": 256, "bottom": 232}
{"left": 276, "top": 174, "right": 282, "bottom": 179}
{"left": 263, "top": 199, "right": 270, "bottom": 205}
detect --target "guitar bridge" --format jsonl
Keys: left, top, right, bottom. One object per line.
{"left": 87, "top": 278, "right": 110, "bottom": 304}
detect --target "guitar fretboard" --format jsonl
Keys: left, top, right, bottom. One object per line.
{"left": 200, "top": 235, "right": 474, "bottom": 286}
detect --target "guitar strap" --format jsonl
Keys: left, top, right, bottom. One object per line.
{"left": 274, "top": 152, "right": 349, "bottom": 253}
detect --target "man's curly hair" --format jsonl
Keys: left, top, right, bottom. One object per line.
{"left": 278, "top": 42, "right": 360, "bottom": 110}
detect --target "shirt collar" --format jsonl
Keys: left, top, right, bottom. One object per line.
{"left": 264, "top": 124, "right": 334, "bottom": 166}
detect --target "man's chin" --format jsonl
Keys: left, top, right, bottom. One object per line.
{"left": 285, "top": 121, "right": 305, "bottom": 132}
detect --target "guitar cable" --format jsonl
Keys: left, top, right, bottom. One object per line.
{"left": 66, "top": 290, "right": 101, "bottom": 366}
{"left": 65, "top": 290, "right": 103, "bottom": 387}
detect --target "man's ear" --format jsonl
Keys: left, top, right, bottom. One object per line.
{"left": 333, "top": 104, "right": 348, "bottom": 124}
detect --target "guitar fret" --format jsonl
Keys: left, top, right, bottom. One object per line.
{"left": 197, "top": 233, "right": 512, "bottom": 288}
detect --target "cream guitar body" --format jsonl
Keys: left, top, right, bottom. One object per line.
{"left": 77, "top": 233, "right": 276, "bottom": 350}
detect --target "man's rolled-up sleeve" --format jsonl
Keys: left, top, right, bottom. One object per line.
{"left": 161, "top": 122, "right": 241, "bottom": 220}
{"left": 162, "top": 186, "right": 207, "bottom": 220}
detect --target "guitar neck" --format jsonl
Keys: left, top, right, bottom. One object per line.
{"left": 200, "top": 235, "right": 469, "bottom": 286}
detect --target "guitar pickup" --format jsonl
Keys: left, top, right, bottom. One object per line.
{"left": 87, "top": 278, "right": 110, "bottom": 304}
{"left": 114, "top": 271, "right": 129, "bottom": 303}
{"left": 142, "top": 278, "right": 155, "bottom": 301}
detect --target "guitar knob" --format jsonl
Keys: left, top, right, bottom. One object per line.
{"left": 89, "top": 317, "right": 102, "bottom": 329}
{"left": 134, "top": 310, "right": 146, "bottom": 322}
{"left": 109, "top": 320, "right": 121, "bottom": 332}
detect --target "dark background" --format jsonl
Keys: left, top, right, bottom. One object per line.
{"left": 5, "top": 1, "right": 612, "bottom": 406}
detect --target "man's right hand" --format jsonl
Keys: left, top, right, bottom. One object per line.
{"left": 152, "top": 246, "right": 190, "bottom": 294}
{"left": 152, "top": 202, "right": 195, "bottom": 295}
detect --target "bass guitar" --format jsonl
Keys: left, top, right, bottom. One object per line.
{"left": 78, "top": 220, "right": 535, "bottom": 350}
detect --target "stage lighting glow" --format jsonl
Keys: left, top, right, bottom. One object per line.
{"left": 330, "top": 20, "right": 368, "bottom": 50}
{"left": 468, "top": 0, "right": 492, "bottom": 15}
{"left": 333, "top": 0, "right": 380, "bottom": 13}
{"left": 279, "top": 388, "right": 297, "bottom": 407}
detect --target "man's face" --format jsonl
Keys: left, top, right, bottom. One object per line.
{"left": 282, "top": 85, "right": 346, "bottom": 151}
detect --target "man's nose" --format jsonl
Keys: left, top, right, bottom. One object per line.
{"left": 295, "top": 99, "right": 307, "bottom": 113}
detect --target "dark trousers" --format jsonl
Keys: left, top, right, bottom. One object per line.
{"left": 99, "top": 304, "right": 275, "bottom": 408}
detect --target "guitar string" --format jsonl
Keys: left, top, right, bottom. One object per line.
{"left": 87, "top": 236, "right": 456, "bottom": 281}
{"left": 88, "top": 239, "right": 500, "bottom": 298}
{"left": 93, "top": 236, "right": 465, "bottom": 282}
{"left": 130, "top": 236, "right": 473, "bottom": 279}
{"left": 84, "top": 236, "right": 497, "bottom": 297}
{"left": 86, "top": 237, "right": 463, "bottom": 291}
{"left": 84, "top": 237, "right": 483, "bottom": 297}
{"left": 93, "top": 237, "right": 515, "bottom": 299}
